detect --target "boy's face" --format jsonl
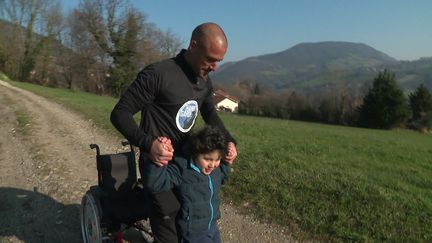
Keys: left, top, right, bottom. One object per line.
{"left": 195, "top": 150, "right": 222, "bottom": 175}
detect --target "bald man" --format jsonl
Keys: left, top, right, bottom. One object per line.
{"left": 111, "top": 23, "right": 237, "bottom": 242}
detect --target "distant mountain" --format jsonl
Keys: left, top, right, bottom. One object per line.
{"left": 394, "top": 57, "right": 432, "bottom": 90}
{"left": 212, "top": 41, "right": 432, "bottom": 93}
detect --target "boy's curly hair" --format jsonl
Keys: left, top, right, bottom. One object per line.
{"left": 190, "top": 126, "right": 228, "bottom": 158}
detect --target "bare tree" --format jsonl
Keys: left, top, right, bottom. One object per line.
{"left": 155, "top": 28, "right": 183, "bottom": 59}
{"left": 1, "top": 0, "right": 182, "bottom": 95}
{"left": 68, "top": 0, "right": 182, "bottom": 96}
{"left": 36, "top": 1, "right": 64, "bottom": 85}
{"left": 64, "top": 7, "right": 105, "bottom": 91}
{"left": 0, "top": 0, "right": 27, "bottom": 79}
{"left": 0, "top": 0, "right": 60, "bottom": 82}
{"left": 0, "top": 18, "right": 23, "bottom": 77}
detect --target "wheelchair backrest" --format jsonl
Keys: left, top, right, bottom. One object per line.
{"left": 91, "top": 143, "right": 137, "bottom": 195}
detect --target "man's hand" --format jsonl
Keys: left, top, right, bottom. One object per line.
{"left": 224, "top": 142, "right": 237, "bottom": 165}
{"left": 149, "top": 137, "right": 174, "bottom": 167}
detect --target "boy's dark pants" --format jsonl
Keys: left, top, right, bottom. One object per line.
{"left": 140, "top": 158, "right": 180, "bottom": 243}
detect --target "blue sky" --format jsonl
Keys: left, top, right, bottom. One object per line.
{"left": 62, "top": 0, "right": 432, "bottom": 63}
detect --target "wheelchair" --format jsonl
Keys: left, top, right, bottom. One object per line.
{"left": 80, "top": 141, "right": 154, "bottom": 243}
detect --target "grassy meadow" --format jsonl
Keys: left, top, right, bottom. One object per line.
{"left": 3, "top": 79, "right": 432, "bottom": 242}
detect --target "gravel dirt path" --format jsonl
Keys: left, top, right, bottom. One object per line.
{"left": 0, "top": 80, "right": 296, "bottom": 243}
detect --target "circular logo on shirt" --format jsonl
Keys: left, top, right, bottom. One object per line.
{"left": 176, "top": 100, "right": 198, "bottom": 133}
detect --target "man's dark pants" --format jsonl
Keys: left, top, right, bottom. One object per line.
{"left": 140, "top": 158, "right": 180, "bottom": 243}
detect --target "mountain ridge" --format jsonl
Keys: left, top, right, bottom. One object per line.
{"left": 213, "top": 41, "right": 431, "bottom": 93}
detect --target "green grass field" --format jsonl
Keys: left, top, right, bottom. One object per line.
{"left": 3, "top": 78, "right": 432, "bottom": 242}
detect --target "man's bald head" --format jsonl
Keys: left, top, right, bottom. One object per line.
{"left": 185, "top": 23, "right": 228, "bottom": 79}
{"left": 190, "top": 22, "right": 228, "bottom": 49}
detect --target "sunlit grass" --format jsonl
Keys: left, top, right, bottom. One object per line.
{"left": 220, "top": 114, "right": 432, "bottom": 241}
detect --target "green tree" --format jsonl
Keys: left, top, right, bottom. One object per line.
{"left": 409, "top": 84, "right": 432, "bottom": 120}
{"left": 358, "top": 69, "right": 409, "bottom": 129}
{"left": 408, "top": 84, "right": 432, "bottom": 131}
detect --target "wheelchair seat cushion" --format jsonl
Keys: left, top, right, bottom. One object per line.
{"left": 100, "top": 186, "right": 151, "bottom": 225}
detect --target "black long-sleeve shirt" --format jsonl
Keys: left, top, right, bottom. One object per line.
{"left": 110, "top": 50, "right": 234, "bottom": 154}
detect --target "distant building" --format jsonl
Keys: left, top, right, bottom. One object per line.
{"left": 212, "top": 90, "right": 240, "bottom": 112}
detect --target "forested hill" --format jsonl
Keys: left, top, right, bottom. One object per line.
{"left": 212, "top": 41, "right": 432, "bottom": 92}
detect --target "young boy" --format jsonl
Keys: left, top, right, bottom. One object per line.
{"left": 143, "top": 126, "right": 231, "bottom": 243}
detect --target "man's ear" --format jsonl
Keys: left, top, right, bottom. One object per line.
{"left": 190, "top": 40, "right": 198, "bottom": 50}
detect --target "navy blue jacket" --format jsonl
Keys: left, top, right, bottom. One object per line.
{"left": 143, "top": 155, "right": 231, "bottom": 236}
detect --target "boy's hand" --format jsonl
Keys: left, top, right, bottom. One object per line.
{"left": 224, "top": 142, "right": 237, "bottom": 165}
{"left": 149, "top": 137, "right": 174, "bottom": 167}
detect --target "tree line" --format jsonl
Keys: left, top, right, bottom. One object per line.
{"left": 233, "top": 70, "right": 432, "bottom": 132}
{"left": 0, "top": 0, "right": 182, "bottom": 96}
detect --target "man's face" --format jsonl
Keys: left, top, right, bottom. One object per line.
{"left": 195, "top": 150, "right": 222, "bottom": 175}
{"left": 191, "top": 38, "right": 227, "bottom": 79}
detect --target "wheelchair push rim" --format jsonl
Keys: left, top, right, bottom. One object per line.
{"left": 81, "top": 192, "right": 103, "bottom": 243}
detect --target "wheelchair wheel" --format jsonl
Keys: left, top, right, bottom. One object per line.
{"left": 81, "top": 191, "right": 103, "bottom": 243}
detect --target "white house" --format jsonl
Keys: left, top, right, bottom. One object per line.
{"left": 212, "top": 90, "right": 240, "bottom": 112}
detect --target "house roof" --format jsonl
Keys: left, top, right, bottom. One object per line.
{"left": 213, "top": 90, "right": 240, "bottom": 103}
{"left": 213, "top": 95, "right": 226, "bottom": 105}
